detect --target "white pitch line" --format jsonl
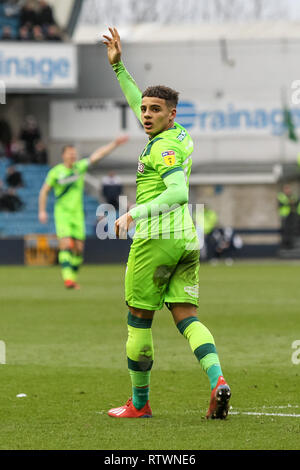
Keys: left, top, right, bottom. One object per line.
{"left": 232, "top": 405, "right": 299, "bottom": 410}
{"left": 230, "top": 411, "right": 300, "bottom": 418}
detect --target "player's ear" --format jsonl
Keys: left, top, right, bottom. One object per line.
{"left": 170, "top": 107, "right": 177, "bottom": 120}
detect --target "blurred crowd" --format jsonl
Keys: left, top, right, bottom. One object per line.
{"left": 0, "top": 0, "right": 63, "bottom": 41}
{"left": 196, "top": 206, "right": 243, "bottom": 264}
{"left": 0, "top": 114, "right": 48, "bottom": 212}
{"left": 0, "top": 115, "right": 48, "bottom": 164}
{"left": 101, "top": 171, "right": 123, "bottom": 211}
{"left": 0, "top": 171, "right": 24, "bottom": 212}
{"left": 277, "top": 184, "right": 300, "bottom": 250}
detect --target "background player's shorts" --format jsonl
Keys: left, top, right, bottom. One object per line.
{"left": 55, "top": 211, "right": 85, "bottom": 241}
{"left": 125, "top": 229, "right": 200, "bottom": 311}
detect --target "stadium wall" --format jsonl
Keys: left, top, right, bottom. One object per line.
{"left": 1, "top": 38, "right": 300, "bottom": 252}
{"left": 48, "top": 39, "right": 300, "bottom": 166}
{"left": 0, "top": 238, "right": 132, "bottom": 265}
{"left": 2, "top": 39, "right": 300, "bottom": 167}
{"left": 0, "top": 239, "right": 24, "bottom": 264}
{"left": 0, "top": 237, "right": 278, "bottom": 265}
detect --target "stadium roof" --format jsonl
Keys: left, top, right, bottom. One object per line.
{"left": 74, "top": 21, "right": 300, "bottom": 44}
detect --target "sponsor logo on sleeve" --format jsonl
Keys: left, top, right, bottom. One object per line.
{"left": 177, "top": 129, "right": 186, "bottom": 141}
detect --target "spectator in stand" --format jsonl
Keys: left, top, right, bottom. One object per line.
{"left": 33, "top": 139, "right": 48, "bottom": 164}
{"left": 46, "top": 23, "right": 62, "bottom": 41}
{"left": 101, "top": 171, "right": 123, "bottom": 211}
{"left": 19, "top": 115, "right": 41, "bottom": 161}
{"left": 36, "top": 0, "right": 55, "bottom": 29}
{"left": 32, "top": 24, "right": 44, "bottom": 41}
{"left": 19, "top": 0, "right": 37, "bottom": 30}
{"left": 0, "top": 187, "right": 23, "bottom": 212}
{"left": 5, "top": 165, "right": 24, "bottom": 188}
{"left": 36, "top": 1, "right": 62, "bottom": 41}
{"left": 10, "top": 139, "right": 29, "bottom": 163}
{"left": 1, "top": 25, "right": 14, "bottom": 40}
{"left": 18, "top": 24, "right": 33, "bottom": 40}
{"left": 0, "top": 118, "right": 13, "bottom": 156}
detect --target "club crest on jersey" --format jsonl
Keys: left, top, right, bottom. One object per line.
{"left": 137, "top": 161, "right": 145, "bottom": 173}
{"left": 162, "top": 150, "right": 176, "bottom": 167}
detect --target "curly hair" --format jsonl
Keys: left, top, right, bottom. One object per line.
{"left": 142, "top": 85, "right": 179, "bottom": 108}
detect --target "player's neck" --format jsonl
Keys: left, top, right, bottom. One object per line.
{"left": 148, "top": 121, "right": 175, "bottom": 140}
{"left": 63, "top": 162, "right": 74, "bottom": 169}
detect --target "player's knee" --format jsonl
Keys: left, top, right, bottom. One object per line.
{"left": 128, "top": 306, "right": 155, "bottom": 319}
{"left": 59, "top": 237, "right": 73, "bottom": 251}
{"left": 170, "top": 303, "right": 198, "bottom": 325}
{"left": 74, "top": 240, "right": 84, "bottom": 255}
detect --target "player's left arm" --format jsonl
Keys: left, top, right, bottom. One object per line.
{"left": 114, "top": 141, "right": 188, "bottom": 238}
{"left": 115, "top": 170, "right": 188, "bottom": 238}
{"left": 130, "top": 170, "right": 187, "bottom": 219}
{"left": 88, "top": 135, "right": 129, "bottom": 166}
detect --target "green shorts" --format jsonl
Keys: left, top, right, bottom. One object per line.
{"left": 54, "top": 210, "right": 85, "bottom": 241}
{"left": 125, "top": 230, "right": 200, "bottom": 311}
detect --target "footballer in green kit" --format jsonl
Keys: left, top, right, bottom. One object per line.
{"left": 38, "top": 136, "right": 128, "bottom": 289}
{"left": 103, "top": 28, "right": 231, "bottom": 419}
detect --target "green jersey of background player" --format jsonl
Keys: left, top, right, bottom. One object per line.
{"left": 103, "top": 27, "right": 231, "bottom": 420}
{"left": 38, "top": 136, "right": 128, "bottom": 289}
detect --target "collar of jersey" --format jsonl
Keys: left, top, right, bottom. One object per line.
{"left": 141, "top": 124, "right": 178, "bottom": 159}
{"left": 147, "top": 124, "right": 177, "bottom": 143}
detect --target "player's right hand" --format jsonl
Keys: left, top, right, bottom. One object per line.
{"left": 115, "top": 212, "right": 133, "bottom": 239}
{"left": 115, "top": 134, "right": 129, "bottom": 146}
{"left": 39, "top": 210, "right": 48, "bottom": 224}
{"left": 102, "top": 27, "right": 122, "bottom": 65}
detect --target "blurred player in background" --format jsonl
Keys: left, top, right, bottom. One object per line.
{"left": 103, "top": 28, "right": 231, "bottom": 420}
{"left": 277, "top": 184, "right": 299, "bottom": 249}
{"left": 38, "top": 136, "right": 128, "bottom": 289}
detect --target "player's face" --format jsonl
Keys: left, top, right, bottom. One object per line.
{"left": 62, "top": 147, "right": 77, "bottom": 167}
{"left": 141, "top": 97, "right": 176, "bottom": 138}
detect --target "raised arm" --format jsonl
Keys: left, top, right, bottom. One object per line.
{"left": 103, "top": 27, "right": 142, "bottom": 122}
{"left": 89, "top": 135, "right": 129, "bottom": 165}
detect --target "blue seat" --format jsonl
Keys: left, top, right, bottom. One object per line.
{"left": 0, "top": 163, "right": 100, "bottom": 237}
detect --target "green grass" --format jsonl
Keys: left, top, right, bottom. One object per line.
{"left": 0, "top": 263, "right": 299, "bottom": 450}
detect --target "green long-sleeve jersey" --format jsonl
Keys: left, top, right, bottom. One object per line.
{"left": 112, "top": 61, "right": 195, "bottom": 238}
{"left": 45, "top": 158, "right": 89, "bottom": 217}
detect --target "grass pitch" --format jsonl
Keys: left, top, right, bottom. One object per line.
{"left": 0, "top": 262, "right": 299, "bottom": 450}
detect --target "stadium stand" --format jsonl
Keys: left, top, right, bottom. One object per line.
{"left": 0, "top": 1, "right": 20, "bottom": 39}
{"left": 0, "top": 0, "right": 63, "bottom": 41}
{"left": 0, "top": 157, "right": 99, "bottom": 237}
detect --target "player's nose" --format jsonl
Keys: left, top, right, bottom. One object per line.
{"left": 143, "top": 108, "right": 152, "bottom": 118}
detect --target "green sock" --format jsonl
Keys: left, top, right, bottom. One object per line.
{"left": 131, "top": 382, "right": 150, "bottom": 410}
{"left": 206, "top": 364, "right": 223, "bottom": 390}
{"left": 72, "top": 253, "right": 83, "bottom": 281}
{"left": 177, "top": 316, "right": 223, "bottom": 390}
{"left": 58, "top": 250, "right": 75, "bottom": 281}
{"left": 126, "top": 312, "right": 153, "bottom": 410}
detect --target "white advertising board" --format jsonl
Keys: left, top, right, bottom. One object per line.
{"left": 50, "top": 98, "right": 300, "bottom": 140}
{"left": 0, "top": 42, "right": 77, "bottom": 91}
